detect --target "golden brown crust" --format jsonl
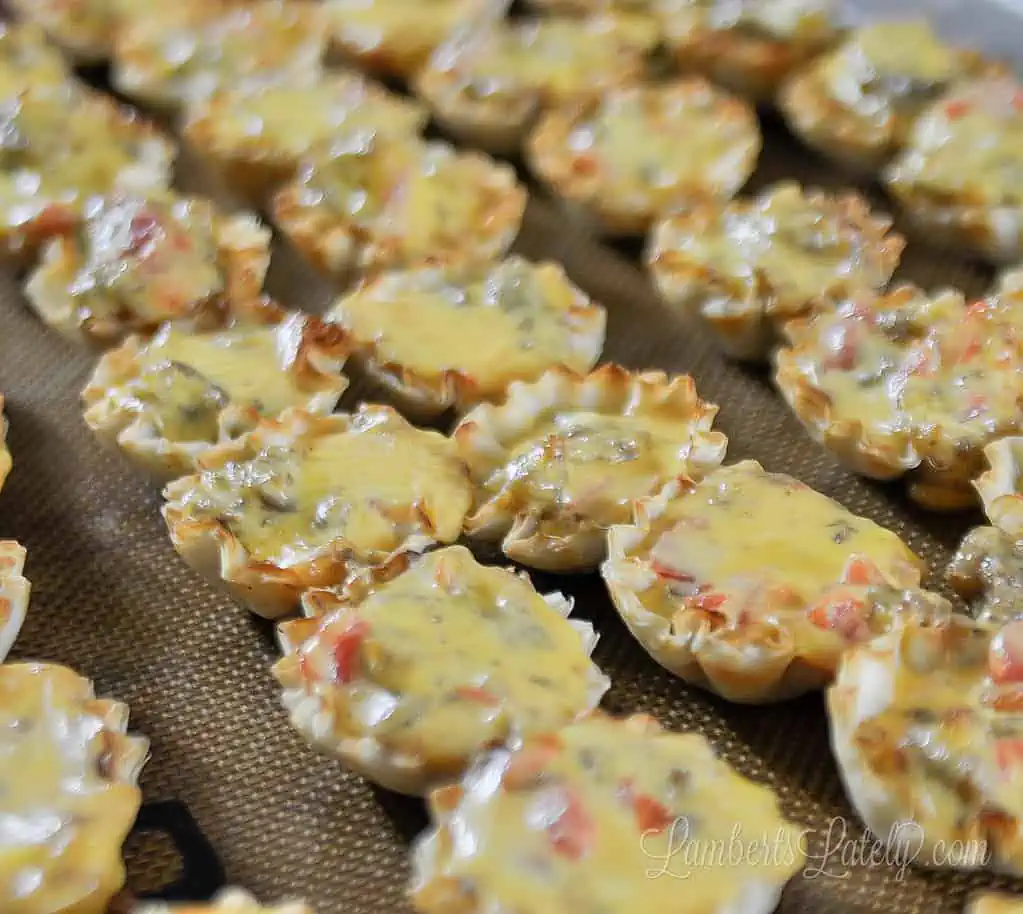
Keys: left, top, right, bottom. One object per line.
{"left": 527, "top": 79, "right": 760, "bottom": 237}
{"left": 648, "top": 181, "right": 903, "bottom": 360}
{"left": 81, "top": 305, "right": 351, "bottom": 483}
{"left": 327, "top": 258, "right": 606, "bottom": 423}
{"left": 775, "top": 286, "right": 1023, "bottom": 509}
{"left": 975, "top": 437, "right": 1023, "bottom": 539}
{"left": 162, "top": 406, "right": 473, "bottom": 619}
{"left": 454, "top": 364, "right": 727, "bottom": 572}
{"left": 0, "top": 540, "right": 29, "bottom": 662}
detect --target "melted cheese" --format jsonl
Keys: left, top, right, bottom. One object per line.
{"left": 284, "top": 546, "right": 603, "bottom": 765}
{"left": 117, "top": 3, "right": 323, "bottom": 107}
{"left": 332, "top": 260, "right": 596, "bottom": 398}
{"left": 665, "top": 0, "right": 836, "bottom": 42}
{"left": 0, "top": 663, "right": 142, "bottom": 914}
{"left": 562, "top": 83, "right": 757, "bottom": 201}
{"left": 413, "top": 715, "right": 803, "bottom": 914}
{"left": 0, "top": 23, "right": 69, "bottom": 101}
{"left": 436, "top": 19, "right": 641, "bottom": 106}
{"left": 643, "top": 462, "right": 920, "bottom": 626}
{"left": 0, "top": 87, "right": 167, "bottom": 233}
{"left": 795, "top": 291, "right": 1023, "bottom": 442}
{"left": 186, "top": 410, "right": 469, "bottom": 564}
{"left": 892, "top": 77, "right": 1023, "bottom": 206}
{"left": 198, "top": 76, "right": 423, "bottom": 161}
{"left": 656, "top": 184, "right": 895, "bottom": 317}
{"left": 63, "top": 195, "right": 223, "bottom": 327}
{"left": 489, "top": 411, "right": 702, "bottom": 525}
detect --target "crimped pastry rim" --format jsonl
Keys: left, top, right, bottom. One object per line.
{"left": 25, "top": 198, "right": 272, "bottom": 349}
{"left": 454, "top": 363, "right": 726, "bottom": 572}
{"left": 601, "top": 461, "right": 926, "bottom": 703}
{"left": 647, "top": 181, "right": 904, "bottom": 360}
{"left": 410, "top": 711, "right": 805, "bottom": 914}
{"left": 773, "top": 284, "right": 1023, "bottom": 506}
{"left": 826, "top": 616, "right": 1022, "bottom": 875}
{"left": 0, "top": 540, "right": 29, "bottom": 663}
{"left": 273, "top": 545, "right": 608, "bottom": 795}
{"left": 81, "top": 307, "right": 352, "bottom": 484}
{"left": 327, "top": 258, "right": 607, "bottom": 422}
{"left": 271, "top": 139, "right": 526, "bottom": 282}
{"left": 975, "top": 437, "right": 1023, "bottom": 539}
{"left": 161, "top": 405, "right": 472, "bottom": 620}
{"left": 526, "top": 79, "right": 761, "bottom": 237}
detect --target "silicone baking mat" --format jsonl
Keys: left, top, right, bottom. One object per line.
{"left": 0, "top": 1, "right": 1020, "bottom": 911}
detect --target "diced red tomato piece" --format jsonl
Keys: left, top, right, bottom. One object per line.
{"left": 31, "top": 203, "right": 76, "bottom": 239}
{"left": 632, "top": 793, "right": 674, "bottom": 834}
{"left": 960, "top": 338, "right": 982, "bottom": 362}
{"left": 808, "top": 594, "right": 869, "bottom": 641}
{"left": 651, "top": 560, "right": 695, "bottom": 583}
{"left": 128, "top": 213, "right": 160, "bottom": 252}
{"left": 502, "top": 735, "right": 563, "bottom": 789}
{"left": 454, "top": 685, "right": 499, "bottom": 704}
{"left": 1013, "top": 91, "right": 1023, "bottom": 112}
{"left": 841, "top": 556, "right": 880, "bottom": 587}
{"left": 967, "top": 299, "right": 991, "bottom": 317}
{"left": 991, "top": 687, "right": 1023, "bottom": 712}
{"left": 945, "top": 99, "right": 971, "bottom": 119}
{"left": 548, "top": 790, "right": 595, "bottom": 860}
{"left": 572, "top": 155, "right": 598, "bottom": 175}
{"left": 690, "top": 592, "right": 727, "bottom": 613}
{"left": 332, "top": 619, "right": 370, "bottom": 684}
{"left": 995, "top": 738, "right": 1023, "bottom": 773}
{"left": 823, "top": 332, "right": 859, "bottom": 371}
{"left": 990, "top": 620, "right": 1023, "bottom": 683}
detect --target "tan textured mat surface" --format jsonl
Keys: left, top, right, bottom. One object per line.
{"left": 2, "top": 1, "right": 1023, "bottom": 911}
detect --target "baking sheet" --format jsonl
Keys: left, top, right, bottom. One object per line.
{"left": 0, "top": 1, "right": 1021, "bottom": 911}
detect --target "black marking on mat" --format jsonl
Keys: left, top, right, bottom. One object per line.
{"left": 133, "top": 800, "right": 227, "bottom": 902}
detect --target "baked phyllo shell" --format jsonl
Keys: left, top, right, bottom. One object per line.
{"left": 454, "top": 364, "right": 727, "bottom": 572}
{"left": 111, "top": 2, "right": 327, "bottom": 116}
{"left": 162, "top": 406, "right": 473, "bottom": 619}
{"left": 272, "top": 137, "right": 526, "bottom": 285}
{"left": 0, "top": 541, "right": 29, "bottom": 663}
{"left": 274, "top": 545, "right": 607, "bottom": 794}
{"left": 327, "top": 258, "right": 606, "bottom": 423}
{"left": 601, "top": 461, "right": 932, "bottom": 703}
{"left": 828, "top": 615, "right": 1023, "bottom": 875}
{"left": 134, "top": 888, "right": 315, "bottom": 914}
{"left": 413, "top": 16, "right": 651, "bottom": 155}
{"left": 183, "top": 74, "right": 427, "bottom": 205}
{"left": 659, "top": 0, "right": 842, "bottom": 102}
{"left": 0, "top": 394, "right": 10, "bottom": 495}
{"left": 775, "top": 286, "right": 1023, "bottom": 510}
{"left": 0, "top": 86, "right": 175, "bottom": 267}
{"left": 947, "top": 525, "right": 1023, "bottom": 625}
{"left": 975, "top": 437, "right": 1023, "bottom": 540}
{"left": 885, "top": 76, "right": 1023, "bottom": 264}
{"left": 647, "top": 182, "right": 903, "bottom": 360}
{"left": 780, "top": 21, "right": 995, "bottom": 174}
{"left": 968, "top": 894, "right": 1023, "bottom": 914}
{"left": 411, "top": 713, "right": 805, "bottom": 914}
{"left": 25, "top": 194, "right": 271, "bottom": 349}
{"left": 81, "top": 307, "right": 351, "bottom": 483}
{"left": 527, "top": 79, "right": 760, "bottom": 237}
{"left": 324, "top": 0, "right": 495, "bottom": 80}
{"left": 0, "top": 661, "right": 148, "bottom": 914}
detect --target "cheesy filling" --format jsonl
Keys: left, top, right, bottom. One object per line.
{"left": 0, "top": 88, "right": 166, "bottom": 232}
{"left": 118, "top": 2, "right": 324, "bottom": 107}
{"left": 299, "top": 137, "right": 520, "bottom": 268}
{"left": 656, "top": 184, "right": 895, "bottom": 316}
{"left": 331, "top": 259, "right": 597, "bottom": 398}
{"left": 414, "top": 716, "right": 803, "bottom": 914}
{"left": 108, "top": 318, "right": 318, "bottom": 445}
{"left": 197, "top": 77, "right": 422, "bottom": 162}
{"left": 61, "top": 195, "right": 223, "bottom": 328}
{"left": 486, "top": 412, "right": 702, "bottom": 525}
{"left": 283, "top": 546, "right": 603, "bottom": 763}
{"left": 559, "top": 83, "right": 757, "bottom": 201}
{"left": 0, "top": 23, "right": 69, "bottom": 101}
{"left": 666, "top": 0, "right": 837, "bottom": 42}
{"left": 180, "top": 410, "right": 468, "bottom": 565}
{"left": 639, "top": 462, "right": 922, "bottom": 640}
{"left": 821, "top": 22, "right": 964, "bottom": 118}
{"left": 0, "top": 663, "right": 141, "bottom": 914}
{"left": 893, "top": 77, "right": 1023, "bottom": 207}
{"left": 791, "top": 290, "right": 1023, "bottom": 443}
